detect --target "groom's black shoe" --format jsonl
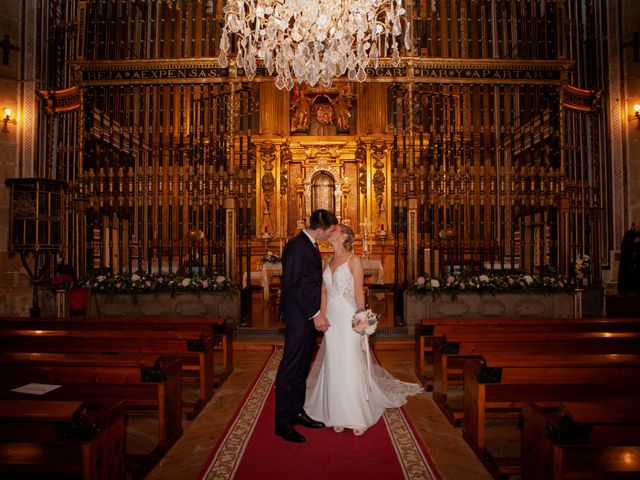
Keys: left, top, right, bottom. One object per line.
{"left": 275, "top": 424, "right": 306, "bottom": 443}
{"left": 292, "top": 411, "right": 325, "bottom": 429}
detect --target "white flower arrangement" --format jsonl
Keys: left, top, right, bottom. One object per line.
{"left": 261, "top": 251, "right": 281, "bottom": 264}
{"left": 410, "top": 269, "right": 571, "bottom": 298}
{"left": 574, "top": 255, "right": 591, "bottom": 282}
{"left": 81, "top": 271, "right": 235, "bottom": 295}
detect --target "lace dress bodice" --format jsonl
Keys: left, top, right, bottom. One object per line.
{"left": 323, "top": 259, "right": 356, "bottom": 310}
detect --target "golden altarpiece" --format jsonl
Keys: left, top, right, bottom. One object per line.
{"left": 25, "top": 0, "right": 610, "bottom": 318}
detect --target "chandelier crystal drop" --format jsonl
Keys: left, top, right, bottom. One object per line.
{"left": 218, "top": 0, "right": 411, "bottom": 90}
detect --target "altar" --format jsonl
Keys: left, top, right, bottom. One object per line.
{"left": 243, "top": 259, "right": 384, "bottom": 301}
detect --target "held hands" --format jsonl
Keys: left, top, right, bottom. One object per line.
{"left": 314, "top": 313, "right": 330, "bottom": 332}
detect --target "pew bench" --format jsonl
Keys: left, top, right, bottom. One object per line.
{"left": 522, "top": 401, "right": 640, "bottom": 480}
{"left": 0, "top": 328, "right": 215, "bottom": 417}
{"left": 0, "top": 352, "right": 182, "bottom": 476}
{"left": 0, "top": 400, "right": 125, "bottom": 480}
{"left": 430, "top": 333, "right": 640, "bottom": 421}
{"left": 0, "top": 315, "right": 234, "bottom": 380}
{"left": 462, "top": 354, "right": 640, "bottom": 478}
{"left": 415, "top": 317, "right": 640, "bottom": 384}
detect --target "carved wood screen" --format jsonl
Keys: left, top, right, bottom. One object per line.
{"left": 30, "top": 0, "right": 610, "bottom": 290}
{"left": 389, "top": 83, "right": 566, "bottom": 283}
{"left": 73, "top": 83, "right": 254, "bottom": 279}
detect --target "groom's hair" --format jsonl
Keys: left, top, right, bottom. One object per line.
{"left": 309, "top": 209, "right": 338, "bottom": 230}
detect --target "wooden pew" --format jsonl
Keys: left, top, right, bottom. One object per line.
{"left": 0, "top": 315, "right": 234, "bottom": 380}
{"left": 0, "top": 399, "right": 125, "bottom": 479}
{"left": 0, "top": 352, "right": 182, "bottom": 476}
{"left": 0, "top": 328, "right": 215, "bottom": 416}
{"left": 415, "top": 317, "right": 640, "bottom": 383}
{"left": 431, "top": 332, "right": 640, "bottom": 418}
{"left": 522, "top": 401, "right": 640, "bottom": 480}
{"left": 462, "top": 354, "right": 640, "bottom": 477}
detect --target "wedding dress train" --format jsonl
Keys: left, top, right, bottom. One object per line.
{"left": 304, "top": 260, "right": 422, "bottom": 431}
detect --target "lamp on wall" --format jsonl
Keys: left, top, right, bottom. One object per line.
{"left": 2, "top": 107, "right": 15, "bottom": 132}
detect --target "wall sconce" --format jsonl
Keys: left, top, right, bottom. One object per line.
{"left": 2, "top": 107, "right": 15, "bottom": 133}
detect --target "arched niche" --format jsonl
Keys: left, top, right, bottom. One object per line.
{"left": 302, "top": 157, "right": 344, "bottom": 223}
{"left": 311, "top": 171, "right": 335, "bottom": 213}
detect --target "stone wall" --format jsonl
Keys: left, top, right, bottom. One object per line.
{"left": 404, "top": 291, "right": 577, "bottom": 326}
{"left": 91, "top": 291, "right": 241, "bottom": 324}
{"left": 0, "top": 2, "right": 34, "bottom": 316}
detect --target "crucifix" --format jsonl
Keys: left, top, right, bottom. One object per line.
{"left": 0, "top": 35, "right": 19, "bottom": 66}
{"left": 622, "top": 31, "right": 640, "bottom": 63}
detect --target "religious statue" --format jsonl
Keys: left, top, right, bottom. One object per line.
{"left": 290, "top": 84, "right": 310, "bottom": 132}
{"left": 290, "top": 84, "right": 355, "bottom": 135}
{"left": 617, "top": 221, "right": 640, "bottom": 294}
{"left": 314, "top": 102, "right": 334, "bottom": 126}
{"left": 333, "top": 86, "right": 355, "bottom": 132}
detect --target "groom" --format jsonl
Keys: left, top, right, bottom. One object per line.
{"left": 275, "top": 209, "right": 338, "bottom": 443}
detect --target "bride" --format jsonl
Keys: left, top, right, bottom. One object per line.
{"left": 305, "top": 224, "right": 422, "bottom": 436}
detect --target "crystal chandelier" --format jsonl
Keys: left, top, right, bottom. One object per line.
{"left": 218, "top": 0, "right": 410, "bottom": 90}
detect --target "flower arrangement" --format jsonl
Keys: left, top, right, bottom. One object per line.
{"left": 409, "top": 269, "right": 571, "bottom": 299}
{"left": 573, "top": 255, "right": 591, "bottom": 285}
{"left": 261, "top": 251, "right": 281, "bottom": 264}
{"left": 352, "top": 308, "right": 380, "bottom": 336}
{"left": 79, "top": 271, "right": 236, "bottom": 296}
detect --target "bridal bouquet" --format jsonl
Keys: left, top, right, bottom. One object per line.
{"left": 352, "top": 308, "right": 379, "bottom": 336}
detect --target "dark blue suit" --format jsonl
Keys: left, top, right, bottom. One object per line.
{"left": 275, "top": 231, "right": 322, "bottom": 429}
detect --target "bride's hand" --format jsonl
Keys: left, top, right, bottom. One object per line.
{"left": 314, "top": 313, "right": 330, "bottom": 332}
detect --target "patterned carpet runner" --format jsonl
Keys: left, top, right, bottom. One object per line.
{"left": 198, "top": 348, "right": 439, "bottom": 480}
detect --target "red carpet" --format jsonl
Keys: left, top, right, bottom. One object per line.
{"left": 198, "top": 349, "right": 439, "bottom": 480}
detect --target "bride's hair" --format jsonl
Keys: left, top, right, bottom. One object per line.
{"left": 339, "top": 224, "right": 355, "bottom": 252}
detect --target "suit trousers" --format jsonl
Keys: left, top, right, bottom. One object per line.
{"left": 274, "top": 319, "right": 317, "bottom": 428}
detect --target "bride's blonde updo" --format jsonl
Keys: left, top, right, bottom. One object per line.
{"left": 339, "top": 224, "right": 355, "bottom": 252}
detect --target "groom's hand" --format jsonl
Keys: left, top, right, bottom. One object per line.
{"left": 314, "top": 313, "right": 330, "bottom": 332}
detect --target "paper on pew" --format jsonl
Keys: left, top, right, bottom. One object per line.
{"left": 11, "top": 383, "right": 62, "bottom": 395}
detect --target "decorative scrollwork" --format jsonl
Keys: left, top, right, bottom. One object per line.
{"left": 371, "top": 142, "right": 387, "bottom": 211}
{"left": 260, "top": 142, "right": 276, "bottom": 213}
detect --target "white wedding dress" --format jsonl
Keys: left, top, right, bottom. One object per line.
{"left": 304, "top": 259, "right": 422, "bottom": 431}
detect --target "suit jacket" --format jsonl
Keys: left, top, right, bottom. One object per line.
{"left": 278, "top": 231, "right": 323, "bottom": 325}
